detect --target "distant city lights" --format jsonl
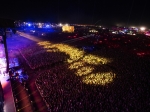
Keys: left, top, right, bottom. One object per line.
{"left": 46, "top": 25, "right": 50, "bottom": 28}
{"left": 59, "top": 23, "right": 62, "bottom": 26}
{"left": 140, "top": 27, "right": 146, "bottom": 31}
{"left": 28, "top": 23, "right": 31, "bottom": 27}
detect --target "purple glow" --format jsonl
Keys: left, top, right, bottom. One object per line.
{"left": 46, "top": 25, "right": 50, "bottom": 28}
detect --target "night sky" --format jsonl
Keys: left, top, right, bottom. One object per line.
{"left": 0, "top": 0, "right": 149, "bottom": 27}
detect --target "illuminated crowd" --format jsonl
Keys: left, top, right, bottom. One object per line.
{"left": 18, "top": 33, "right": 150, "bottom": 111}
{"left": 19, "top": 44, "right": 68, "bottom": 69}
{"left": 20, "top": 41, "right": 116, "bottom": 85}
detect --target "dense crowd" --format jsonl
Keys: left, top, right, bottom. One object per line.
{"left": 19, "top": 44, "right": 68, "bottom": 69}
{"left": 18, "top": 33, "right": 150, "bottom": 111}
{"left": 34, "top": 54, "right": 150, "bottom": 111}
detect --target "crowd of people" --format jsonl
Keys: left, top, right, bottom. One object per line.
{"left": 19, "top": 44, "right": 68, "bottom": 69}
{"left": 18, "top": 32, "right": 150, "bottom": 111}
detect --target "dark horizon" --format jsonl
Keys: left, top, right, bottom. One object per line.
{"left": 0, "top": 0, "right": 149, "bottom": 27}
